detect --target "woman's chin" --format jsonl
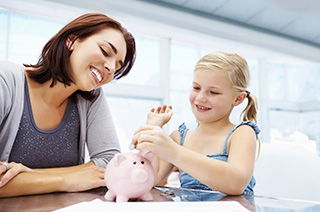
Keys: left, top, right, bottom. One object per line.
{"left": 78, "top": 84, "right": 97, "bottom": 92}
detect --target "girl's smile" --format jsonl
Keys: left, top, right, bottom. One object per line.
{"left": 195, "top": 104, "right": 212, "bottom": 112}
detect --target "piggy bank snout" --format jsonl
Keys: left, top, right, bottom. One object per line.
{"left": 131, "top": 168, "right": 149, "bottom": 183}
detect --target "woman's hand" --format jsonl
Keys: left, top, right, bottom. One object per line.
{"left": 132, "top": 125, "right": 178, "bottom": 162}
{"left": 0, "top": 162, "right": 33, "bottom": 187}
{"left": 146, "top": 105, "right": 172, "bottom": 127}
{"left": 60, "top": 164, "right": 105, "bottom": 192}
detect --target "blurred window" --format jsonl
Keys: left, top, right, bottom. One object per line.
{"left": 0, "top": 11, "right": 8, "bottom": 60}
{"left": 107, "top": 96, "right": 161, "bottom": 151}
{"left": 119, "top": 36, "right": 160, "bottom": 86}
{"left": 7, "top": 13, "right": 63, "bottom": 64}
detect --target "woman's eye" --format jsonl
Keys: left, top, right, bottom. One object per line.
{"left": 193, "top": 87, "right": 200, "bottom": 90}
{"left": 100, "top": 47, "right": 109, "bottom": 57}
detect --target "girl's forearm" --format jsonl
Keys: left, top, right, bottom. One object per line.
{"left": 154, "top": 159, "right": 174, "bottom": 186}
{"left": 170, "top": 146, "right": 250, "bottom": 194}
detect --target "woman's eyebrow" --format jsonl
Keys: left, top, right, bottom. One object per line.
{"left": 103, "top": 40, "right": 117, "bottom": 54}
{"left": 104, "top": 40, "right": 124, "bottom": 68}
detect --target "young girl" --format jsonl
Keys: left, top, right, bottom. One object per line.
{"left": 132, "top": 51, "right": 260, "bottom": 195}
{"left": 0, "top": 13, "right": 135, "bottom": 197}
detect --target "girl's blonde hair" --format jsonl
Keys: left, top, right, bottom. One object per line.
{"left": 195, "top": 51, "right": 258, "bottom": 122}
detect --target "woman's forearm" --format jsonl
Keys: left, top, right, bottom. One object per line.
{"left": 0, "top": 162, "right": 105, "bottom": 198}
{"left": 34, "top": 161, "right": 95, "bottom": 173}
{"left": 0, "top": 171, "right": 64, "bottom": 197}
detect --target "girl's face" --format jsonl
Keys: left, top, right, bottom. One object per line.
{"left": 68, "top": 28, "right": 127, "bottom": 91}
{"left": 189, "top": 69, "right": 239, "bottom": 123}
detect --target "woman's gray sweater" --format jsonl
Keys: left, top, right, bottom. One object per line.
{"left": 0, "top": 61, "right": 120, "bottom": 167}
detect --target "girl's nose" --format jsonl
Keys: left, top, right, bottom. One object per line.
{"left": 196, "top": 92, "right": 207, "bottom": 102}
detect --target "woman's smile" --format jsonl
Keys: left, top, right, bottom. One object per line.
{"left": 90, "top": 65, "right": 104, "bottom": 85}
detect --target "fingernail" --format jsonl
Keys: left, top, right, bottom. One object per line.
{"left": 0, "top": 181, "right": 3, "bottom": 187}
{"left": 129, "top": 144, "right": 135, "bottom": 150}
{"left": 132, "top": 149, "right": 139, "bottom": 154}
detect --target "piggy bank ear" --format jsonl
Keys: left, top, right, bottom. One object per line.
{"left": 143, "top": 151, "right": 155, "bottom": 163}
{"left": 113, "top": 153, "right": 127, "bottom": 165}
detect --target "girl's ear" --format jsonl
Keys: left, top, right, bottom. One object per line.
{"left": 233, "top": 91, "right": 247, "bottom": 106}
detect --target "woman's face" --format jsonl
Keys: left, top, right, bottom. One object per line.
{"left": 68, "top": 28, "right": 127, "bottom": 91}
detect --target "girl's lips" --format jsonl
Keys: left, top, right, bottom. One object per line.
{"left": 195, "top": 104, "right": 211, "bottom": 112}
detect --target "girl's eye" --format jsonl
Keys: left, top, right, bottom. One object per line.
{"left": 210, "top": 91, "right": 219, "bottom": 95}
{"left": 100, "top": 47, "right": 109, "bottom": 57}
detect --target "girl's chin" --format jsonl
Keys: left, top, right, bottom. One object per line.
{"left": 194, "top": 115, "right": 210, "bottom": 122}
{"left": 193, "top": 112, "right": 215, "bottom": 122}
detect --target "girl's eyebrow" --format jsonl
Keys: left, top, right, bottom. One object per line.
{"left": 103, "top": 40, "right": 124, "bottom": 67}
{"left": 208, "top": 86, "right": 221, "bottom": 89}
{"left": 193, "top": 82, "right": 221, "bottom": 89}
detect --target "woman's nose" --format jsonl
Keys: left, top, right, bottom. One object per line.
{"left": 104, "top": 60, "right": 116, "bottom": 74}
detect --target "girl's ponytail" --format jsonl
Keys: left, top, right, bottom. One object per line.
{"left": 241, "top": 92, "right": 258, "bottom": 122}
{"left": 242, "top": 92, "right": 260, "bottom": 159}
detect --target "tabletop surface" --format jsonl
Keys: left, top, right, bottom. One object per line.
{"left": 0, "top": 186, "right": 319, "bottom": 212}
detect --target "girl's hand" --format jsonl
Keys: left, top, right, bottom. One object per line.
{"left": 60, "top": 165, "right": 105, "bottom": 192}
{"left": 146, "top": 105, "right": 172, "bottom": 127}
{"left": 0, "top": 162, "right": 33, "bottom": 187}
{"left": 132, "top": 125, "right": 178, "bottom": 162}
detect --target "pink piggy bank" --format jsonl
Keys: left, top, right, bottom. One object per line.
{"left": 104, "top": 152, "right": 156, "bottom": 202}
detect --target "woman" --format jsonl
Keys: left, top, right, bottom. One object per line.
{"left": 0, "top": 13, "right": 136, "bottom": 197}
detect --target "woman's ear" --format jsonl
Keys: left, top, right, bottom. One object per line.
{"left": 233, "top": 91, "right": 247, "bottom": 106}
{"left": 66, "top": 35, "right": 76, "bottom": 51}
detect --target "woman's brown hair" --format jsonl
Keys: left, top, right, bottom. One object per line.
{"left": 25, "top": 13, "right": 136, "bottom": 101}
